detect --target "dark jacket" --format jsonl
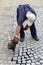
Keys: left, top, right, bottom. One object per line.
{"left": 17, "top": 4, "right": 36, "bottom": 26}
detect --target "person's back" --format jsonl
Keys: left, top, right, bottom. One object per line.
{"left": 18, "top": 4, "right": 36, "bottom": 16}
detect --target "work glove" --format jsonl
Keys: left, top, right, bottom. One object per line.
{"left": 13, "top": 36, "right": 19, "bottom": 44}
{"left": 24, "top": 24, "right": 30, "bottom": 30}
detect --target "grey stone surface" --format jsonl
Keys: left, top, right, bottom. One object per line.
{"left": 0, "top": 5, "right": 43, "bottom": 65}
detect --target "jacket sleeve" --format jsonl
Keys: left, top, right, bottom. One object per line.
{"left": 17, "top": 15, "right": 24, "bottom": 26}
{"left": 17, "top": 6, "right": 25, "bottom": 26}
{"left": 26, "top": 4, "right": 37, "bottom": 16}
{"left": 30, "top": 8, "right": 37, "bottom": 16}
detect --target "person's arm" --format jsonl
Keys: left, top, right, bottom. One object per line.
{"left": 13, "top": 25, "right": 21, "bottom": 43}
{"left": 13, "top": 15, "right": 24, "bottom": 44}
{"left": 15, "top": 25, "right": 21, "bottom": 36}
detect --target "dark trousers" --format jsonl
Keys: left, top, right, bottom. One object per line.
{"left": 20, "top": 22, "right": 37, "bottom": 39}
{"left": 17, "top": 9, "right": 37, "bottom": 39}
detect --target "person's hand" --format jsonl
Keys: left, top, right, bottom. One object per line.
{"left": 24, "top": 24, "right": 30, "bottom": 30}
{"left": 13, "top": 36, "right": 19, "bottom": 44}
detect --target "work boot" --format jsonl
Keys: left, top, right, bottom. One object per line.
{"left": 8, "top": 40, "right": 16, "bottom": 52}
{"left": 20, "top": 38, "right": 24, "bottom": 42}
{"left": 32, "top": 36, "right": 39, "bottom": 41}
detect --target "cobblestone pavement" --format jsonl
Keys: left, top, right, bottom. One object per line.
{"left": 0, "top": 6, "right": 43, "bottom": 65}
